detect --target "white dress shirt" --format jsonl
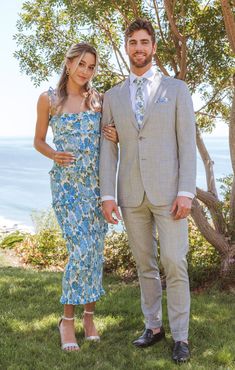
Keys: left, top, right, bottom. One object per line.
{"left": 102, "top": 66, "right": 194, "bottom": 201}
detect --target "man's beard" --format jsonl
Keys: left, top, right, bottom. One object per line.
{"left": 129, "top": 53, "right": 153, "bottom": 68}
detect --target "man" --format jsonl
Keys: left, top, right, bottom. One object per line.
{"left": 99, "top": 18, "right": 196, "bottom": 363}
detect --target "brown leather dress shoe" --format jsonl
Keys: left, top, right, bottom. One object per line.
{"left": 132, "top": 327, "right": 165, "bottom": 348}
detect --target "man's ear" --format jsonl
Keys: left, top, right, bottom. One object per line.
{"left": 153, "top": 42, "right": 157, "bottom": 55}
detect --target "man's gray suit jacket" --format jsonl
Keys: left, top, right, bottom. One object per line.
{"left": 99, "top": 74, "right": 197, "bottom": 207}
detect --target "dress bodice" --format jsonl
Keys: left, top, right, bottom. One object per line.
{"left": 50, "top": 111, "right": 101, "bottom": 152}
{"left": 49, "top": 111, "right": 101, "bottom": 175}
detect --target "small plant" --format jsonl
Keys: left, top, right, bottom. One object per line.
{"left": 187, "top": 218, "right": 220, "bottom": 288}
{"left": 104, "top": 225, "right": 137, "bottom": 280}
{"left": 31, "top": 208, "right": 61, "bottom": 233}
{"left": 14, "top": 209, "right": 67, "bottom": 268}
{"left": 15, "top": 229, "right": 67, "bottom": 268}
{"left": 0, "top": 231, "right": 27, "bottom": 249}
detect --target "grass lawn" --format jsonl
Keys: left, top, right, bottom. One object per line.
{"left": 0, "top": 260, "right": 235, "bottom": 370}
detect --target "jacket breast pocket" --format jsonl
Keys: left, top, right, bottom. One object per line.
{"left": 152, "top": 102, "right": 171, "bottom": 122}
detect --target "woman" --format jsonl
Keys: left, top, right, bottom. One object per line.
{"left": 34, "top": 43, "right": 117, "bottom": 351}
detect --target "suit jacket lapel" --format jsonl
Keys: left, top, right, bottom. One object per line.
{"left": 118, "top": 78, "right": 139, "bottom": 131}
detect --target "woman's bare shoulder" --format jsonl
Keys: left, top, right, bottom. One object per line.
{"left": 37, "top": 91, "right": 50, "bottom": 112}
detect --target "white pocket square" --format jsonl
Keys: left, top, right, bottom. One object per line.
{"left": 155, "top": 97, "right": 169, "bottom": 104}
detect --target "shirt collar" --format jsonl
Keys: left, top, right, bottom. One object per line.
{"left": 130, "top": 66, "right": 157, "bottom": 85}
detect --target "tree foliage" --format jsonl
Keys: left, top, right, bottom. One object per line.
{"left": 14, "top": 0, "right": 233, "bottom": 123}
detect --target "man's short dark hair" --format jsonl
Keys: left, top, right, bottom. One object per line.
{"left": 125, "top": 18, "right": 156, "bottom": 45}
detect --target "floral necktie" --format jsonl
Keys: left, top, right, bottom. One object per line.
{"left": 134, "top": 77, "right": 146, "bottom": 129}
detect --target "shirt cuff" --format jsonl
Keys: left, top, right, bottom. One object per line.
{"left": 177, "top": 191, "right": 194, "bottom": 199}
{"left": 101, "top": 196, "right": 115, "bottom": 201}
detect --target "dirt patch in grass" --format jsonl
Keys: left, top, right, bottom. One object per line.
{"left": 0, "top": 248, "right": 26, "bottom": 268}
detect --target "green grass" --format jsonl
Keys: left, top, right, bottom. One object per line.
{"left": 0, "top": 264, "right": 234, "bottom": 370}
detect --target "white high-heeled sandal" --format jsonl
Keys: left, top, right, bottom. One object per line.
{"left": 83, "top": 311, "right": 100, "bottom": 341}
{"left": 58, "top": 316, "right": 80, "bottom": 351}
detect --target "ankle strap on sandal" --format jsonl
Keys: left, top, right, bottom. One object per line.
{"left": 62, "top": 316, "right": 75, "bottom": 320}
{"left": 84, "top": 311, "right": 94, "bottom": 315}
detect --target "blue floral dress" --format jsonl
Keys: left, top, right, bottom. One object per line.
{"left": 48, "top": 89, "right": 108, "bottom": 305}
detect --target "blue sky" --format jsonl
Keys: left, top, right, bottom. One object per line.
{"left": 0, "top": 1, "right": 57, "bottom": 137}
{"left": 0, "top": 1, "right": 229, "bottom": 137}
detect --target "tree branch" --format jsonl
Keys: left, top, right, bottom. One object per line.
{"left": 195, "top": 89, "right": 229, "bottom": 114}
{"left": 110, "top": 0, "right": 131, "bottom": 25}
{"left": 179, "top": 38, "right": 187, "bottom": 80}
{"left": 191, "top": 198, "right": 229, "bottom": 255}
{"left": 153, "top": 0, "right": 178, "bottom": 74}
{"left": 153, "top": 0, "right": 169, "bottom": 47}
{"left": 164, "top": 0, "right": 184, "bottom": 41}
{"left": 163, "top": 0, "right": 187, "bottom": 79}
{"left": 196, "top": 112, "right": 224, "bottom": 120}
{"left": 129, "top": 0, "right": 140, "bottom": 18}
{"left": 203, "top": 0, "right": 213, "bottom": 9}
{"left": 229, "top": 75, "right": 235, "bottom": 173}
{"left": 229, "top": 75, "right": 235, "bottom": 239}
{"left": 221, "top": 0, "right": 235, "bottom": 54}
{"left": 230, "top": 178, "right": 235, "bottom": 241}
{"left": 178, "top": 0, "right": 187, "bottom": 80}
{"left": 96, "top": 19, "right": 130, "bottom": 73}
{"left": 196, "top": 126, "right": 218, "bottom": 196}
{"left": 153, "top": 54, "right": 170, "bottom": 75}
{"left": 112, "top": 45, "right": 126, "bottom": 78}
{"left": 172, "top": 33, "right": 182, "bottom": 66}
{"left": 196, "top": 187, "right": 227, "bottom": 234}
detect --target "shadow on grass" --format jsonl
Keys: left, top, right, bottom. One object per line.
{"left": 0, "top": 266, "right": 234, "bottom": 370}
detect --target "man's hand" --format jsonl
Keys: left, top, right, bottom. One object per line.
{"left": 102, "top": 200, "right": 122, "bottom": 224}
{"left": 170, "top": 196, "right": 192, "bottom": 220}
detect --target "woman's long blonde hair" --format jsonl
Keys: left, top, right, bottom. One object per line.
{"left": 56, "top": 43, "right": 101, "bottom": 112}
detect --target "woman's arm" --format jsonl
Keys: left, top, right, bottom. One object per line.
{"left": 102, "top": 125, "right": 119, "bottom": 144}
{"left": 34, "top": 92, "right": 56, "bottom": 159}
{"left": 34, "top": 93, "right": 75, "bottom": 166}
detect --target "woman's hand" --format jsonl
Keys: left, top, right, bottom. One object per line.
{"left": 103, "top": 125, "right": 119, "bottom": 144}
{"left": 53, "top": 151, "right": 76, "bottom": 166}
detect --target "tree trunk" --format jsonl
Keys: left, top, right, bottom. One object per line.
{"left": 220, "top": 243, "right": 235, "bottom": 283}
{"left": 229, "top": 75, "right": 235, "bottom": 241}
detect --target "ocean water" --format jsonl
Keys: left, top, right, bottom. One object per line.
{"left": 0, "top": 136, "right": 233, "bottom": 231}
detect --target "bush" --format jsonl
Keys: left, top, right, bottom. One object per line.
{"left": 0, "top": 209, "right": 67, "bottom": 269}
{"left": 104, "top": 225, "right": 137, "bottom": 280}
{"left": 31, "top": 208, "right": 61, "bottom": 233}
{"left": 0, "top": 231, "right": 27, "bottom": 249}
{"left": 15, "top": 229, "right": 67, "bottom": 269}
{"left": 15, "top": 209, "right": 67, "bottom": 268}
{"left": 187, "top": 218, "right": 220, "bottom": 288}
{"left": 2, "top": 210, "right": 221, "bottom": 287}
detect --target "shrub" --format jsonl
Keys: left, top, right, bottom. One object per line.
{"left": 31, "top": 208, "right": 61, "bottom": 233}
{"left": 187, "top": 218, "right": 220, "bottom": 288}
{"left": 104, "top": 225, "right": 137, "bottom": 280}
{"left": 0, "top": 231, "right": 27, "bottom": 249}
{"left": 15, "top": 229, "right": 67, "bottom": 269}
{"left": 15, "top": 209, "right": 67, "bottom": 268}
{"left": 2, "top": 210, "right": 221, "bottom": 287}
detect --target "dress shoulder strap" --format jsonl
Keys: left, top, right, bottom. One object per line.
{"left": 47, "top": 87, "right": 57, "bottom": 118}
